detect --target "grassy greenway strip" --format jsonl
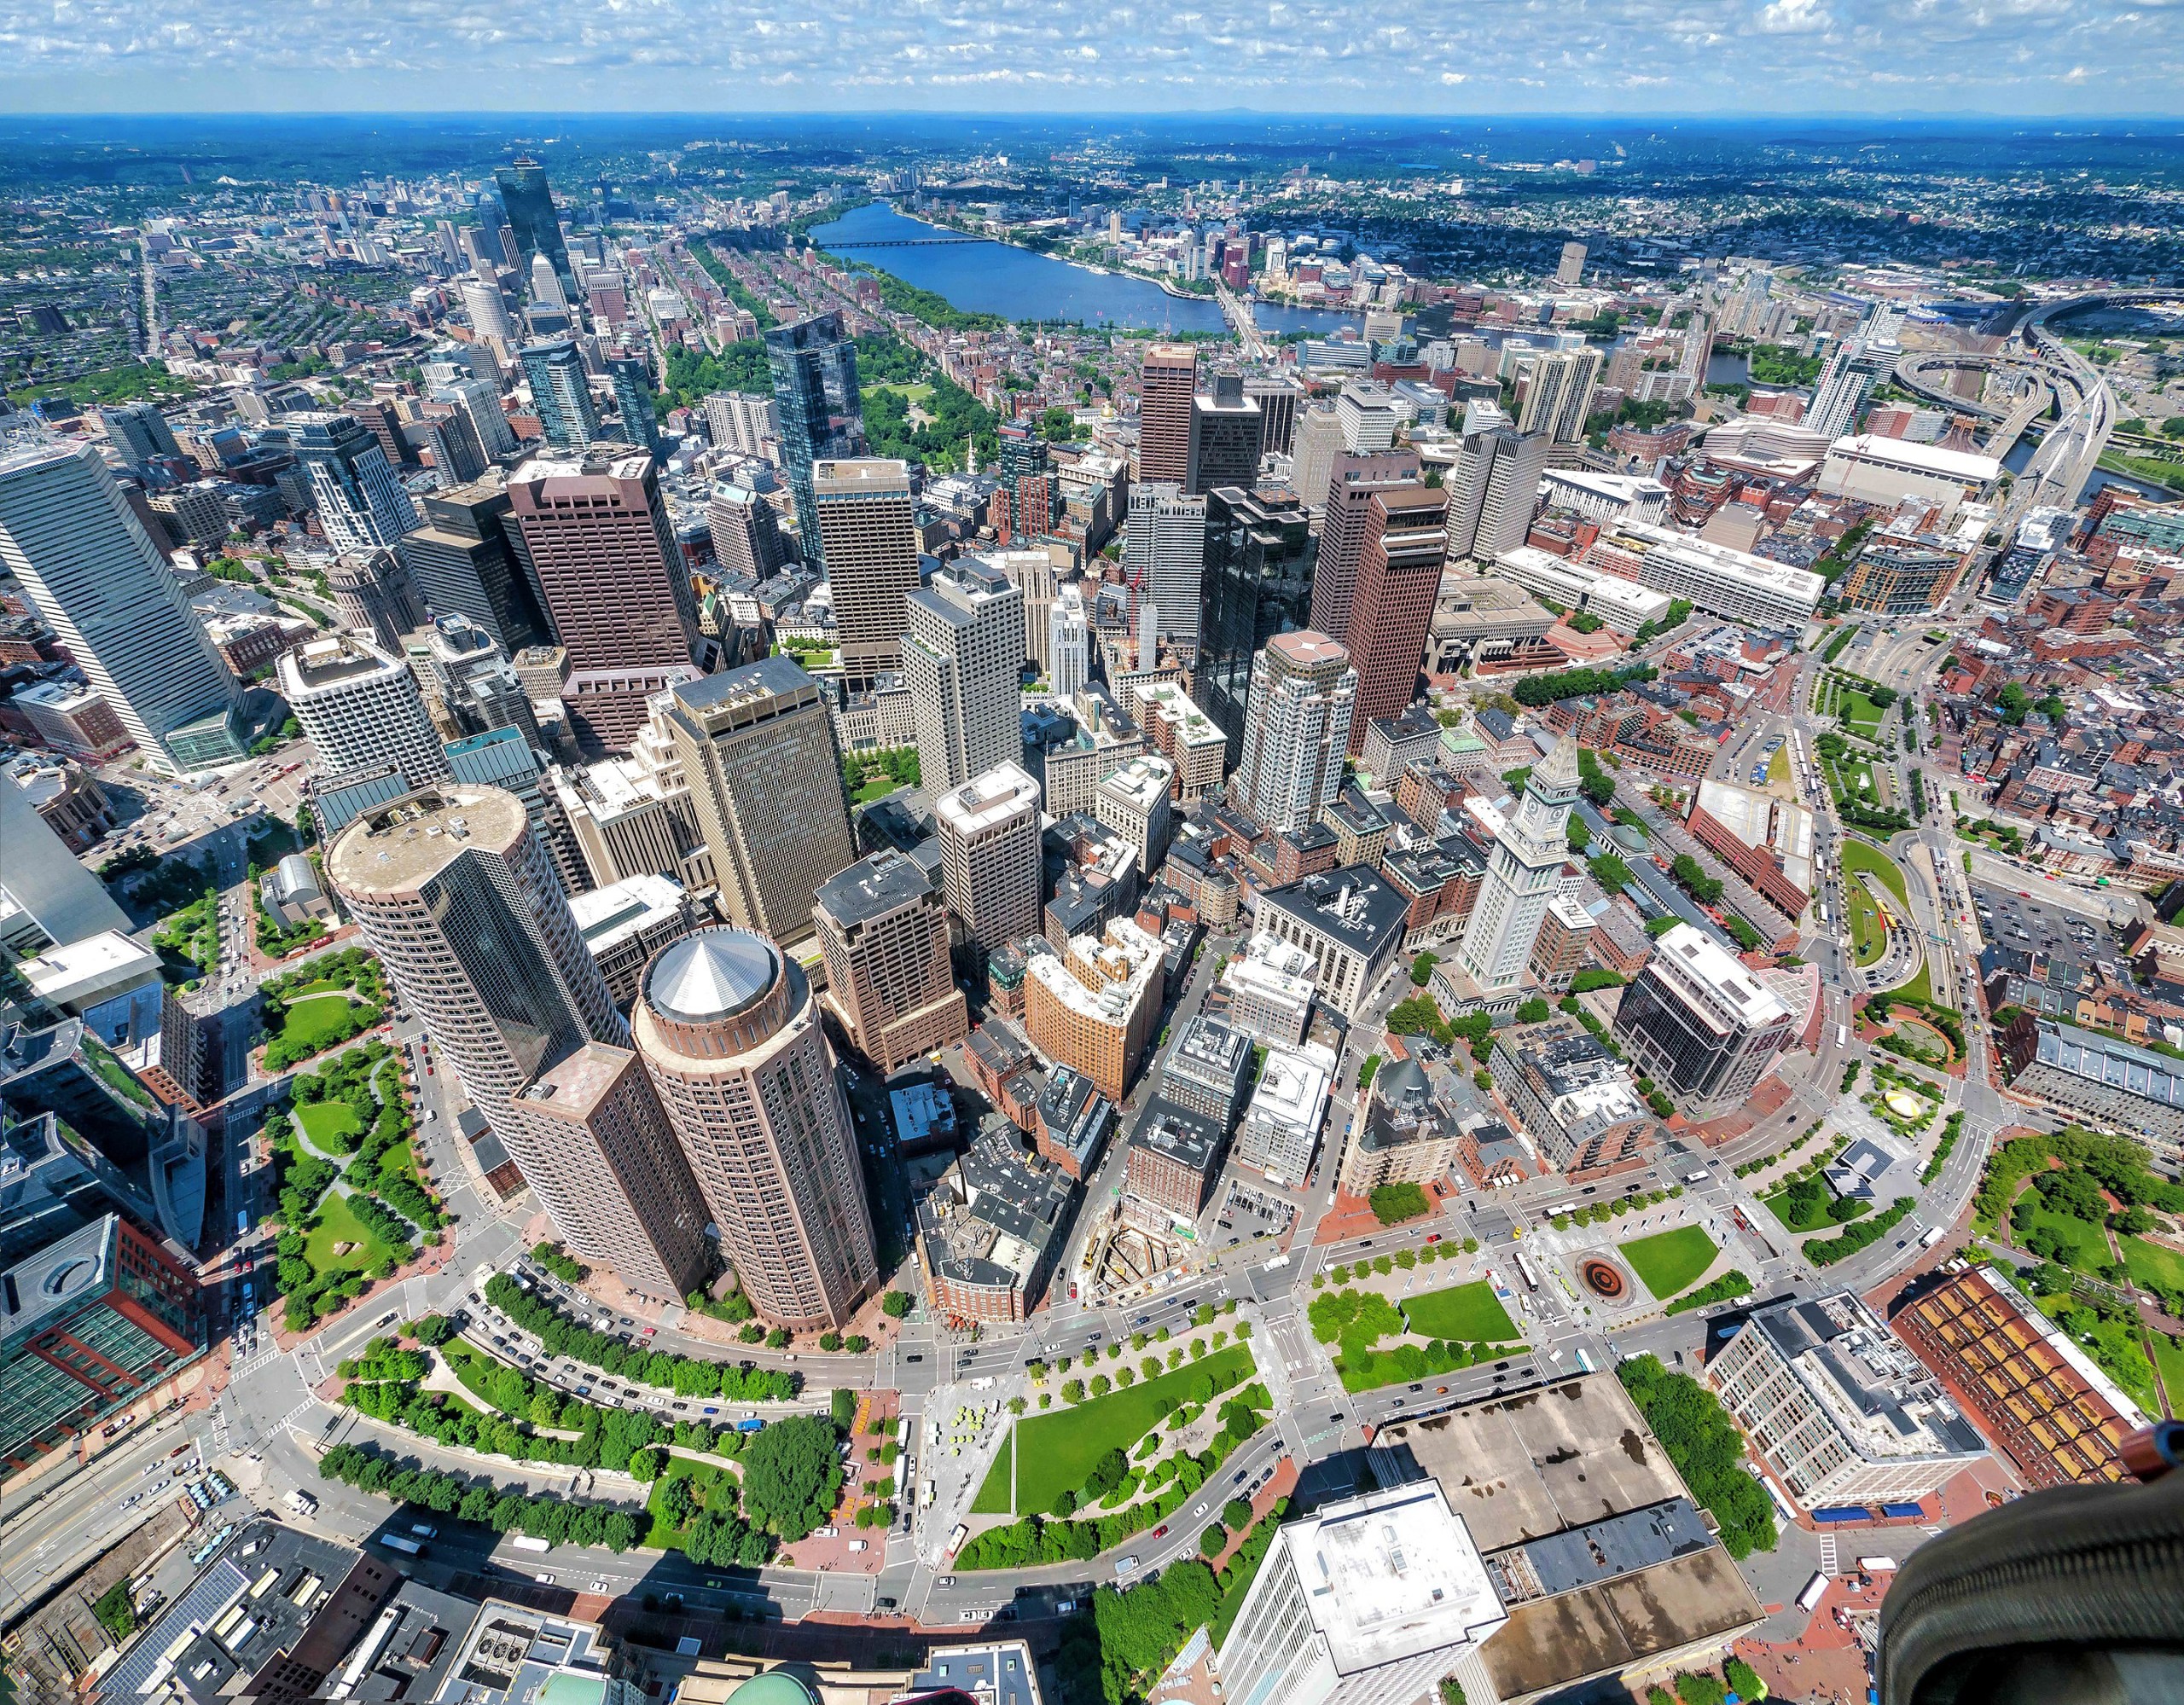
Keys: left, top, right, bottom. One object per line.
{"left": 318, "top": 1440, "right": 643, "bottom": 1551}
{"left": 960, "top": 1380, "right": 1270, "bottom": 1569}
{"left": 1806, "top": 1196, "right": 1916, "bottom": 1266}
{"left": 1618, "top": 1354, "right": 1775, "bottom": 1559}
{"left": 483, "top": 1273, "right": 796, "bottom": 1401}
{"left": 1401, "top": 1281, "right": 1517, "bottom": 1343}
{"left": 1922, "top": 1111, "right": 1967, "bottom": 1186}
{"left": 1664, "top": 1271, "right": 1752, "bottom": 1317}
{"left": 1310, "top": 1288, "right": 1522, "bottom": 1392}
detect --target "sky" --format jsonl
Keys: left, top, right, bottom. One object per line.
{"left": 0, "top": 0, "right": 2178, "bottom": 115}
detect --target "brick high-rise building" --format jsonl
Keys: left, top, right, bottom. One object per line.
{"left": 507, "top": 449, "right": 702, "bottom": 751}
{"left": 1345, "top": 483, "right": 1448, "bottom": 747}
{"left": 667, "top": 656, "right": 857, "bottom": 953}
{"left": 814, "top": 458, "right": 921, "bottom": 688}
{"left": 325, "top": 785, "right": 708, "bottom": 1300}
{"left": 1309, "top": 450, "right": 1421, "bottom": 648}
{"left": 1136, "top": 343, "right": 1199, "bottom": 489}
{"left": 632, "top": 927, "right": 879, "bottom": 1331}
{"left": 813, "top": 850, "right": 970, "bottom": 1074}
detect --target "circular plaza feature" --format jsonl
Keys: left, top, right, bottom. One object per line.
{"left": 1578, "top": 1257, "right": 1629, "bottom": 1301}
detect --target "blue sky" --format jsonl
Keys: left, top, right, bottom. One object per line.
{"left": 0, "top": 0, "right": 2176, "bottom": 114}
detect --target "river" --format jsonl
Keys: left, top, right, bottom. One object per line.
{"left": 804, "top": 202, "right": 1362, "bottom": 337}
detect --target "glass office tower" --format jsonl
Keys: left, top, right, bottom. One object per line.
{"left": 495, "top": 157, "right": 578, "bottom": 304}
{"left": 764, "top": 311, "right": 865, "bottom": 572}
{"left": 1193, "top": 486, "right": 1317, "bottom": 751}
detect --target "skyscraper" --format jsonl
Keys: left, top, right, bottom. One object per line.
{"left": 278, "top": 635, "right": 450, "bottom": 792}
{"left": 1514, "top": 347, "right": 1603, "bottom": 444}
{"left": 1612, "top": 922, "right": 1795, "bottom": 1116}
{"left": 706, "top": 484, "right": 785, "bottom": 580}
{"left": 764, "top": 312, "right": 864, "bottom": 571}
{"left": 631, "top": 927, "right": 879, "bottom": 1331}
{"left": 0, "top": 774, "right": 129, "bottom": 951}
{"left": 1345, "top": 484, "right": 1449, "bottom": 746}
{"left": 507, "top": 449, "right": 701, "bottom": 751}
{"left": 1456, "top": 734, "right": 1580, "bottom": 993}
{"left": 1807, "top": 338, "right": 1897, "bottom": 440}
{"left": 494, "top": 158, "right": 578, "bottom": 304}
{"left": 1289, "top": 403, "right": 1344, "bottom": 511}
{"left": 813, "top": 458, "right": 919, "bottom": 687}
{"left": 1234, "top": 631, "right": 1355, "bottom": 833}
{"left": 665, "top": 657, "right": 856, "bottom": 952}
{"left": 1048, "top": 583, "right": 1090, "bottom": 700}
{"left": 933, "top": 762, "right": 1043, "bottom": 957}
{"left": 519, "top": 339, "right": 602, "bottom": 449}
{"left": 904, "top": 559, "right": 1026, "bottom": 794}
{"left": 1336, "top": 382, "right": 1400, "bottom": 455}
{"left": 403, "top": 481, "right": 555, "bottom": 655}
{"left": 996, "top": 422, "right": 1057, "bottom": 544}
{"left": 1556, "top": 241, "right": 1589, "bottom": 287}
{"left": 1309, "top": 450, "right": 1421, "bottom": 646}
{"left": 1194, "top": 487, "right": 1316, "bottom": 749}
{"left": 1137, "top": 342, "right": 1198, "bottom": 488}
{"left": 461, "top": 276, "right": 515, "bottom": 345}
{"left": 0, "top": 440, "right": 241, "bottom": 774}
{"left": 607, "top": 355, "right": 661, "bottom": 456}
{"left": 1446, "top": 426, "right": 1549, "bottom": 563}
{"left": 326, "top": 546, "right": 426, "bottom": 650}
{"left": 98, "top": 403, "right": 180, "bottom": 468}
{"left": 1122, "top": 483, "right": 1208, "bottom": 647}
{"left": 326, "top": 785, "right": 708, "bottom": 1300}
{"left": 288, "top": 411, "right": 421, "bottom": 556}
{"left": 1188, "top": 373, "right": 1264, "bottom": 496}
{"left": 812, "top": 850, "right": 969, "bottom": 1074}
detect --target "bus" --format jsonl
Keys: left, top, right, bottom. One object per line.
{"left": 1797, "top": 1572, "right": 1830, "bottom": 1612}
{"left": 945, "top": 1523, "right": 968, "bottom": 1559}
{"left": 379, "top": 1534, "right": 424, "bottom": 1557}
{"left": 1513, "top": 1250, "right": 1542, "bottom": 1291}
{"left": 1838, "top": 1024, "right": 1849, "bottom": 1047}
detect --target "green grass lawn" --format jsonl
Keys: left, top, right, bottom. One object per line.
{"left": 2018, "top": 1200, "right": 2111, "bottom": 1268}
{"left": 283, "top": 976, "right": 351, "bottom": 997}
{"left": 1618, "top": 1226, "right": 1721, "bottom": 1300}
{"left": 978, "top": 1343, "right": 1254, "bottom": 1516}
{"left": 1768, "top": 747, "right": 1789, "bottom": 786}
{"left": 294, "top": 1099, "right": 363, "bottom": 1156}
{"left": 1841, "top": 690, "right": 1887, "bottom": 739}
{"left": 971, "top": 1431, "right": 1014, "bottom": 1514}
{"left": 279, "top": 992, "right": 366, "bottom": 1052}
{"left": 854, "top": 777, "right": 903, "bottom": 803}
{"left": 1886, "top": 962, "right": 1933, "bottom": 1005}
{"left": 1763, "top": 1185, "right": 1838, "bottom": 1235}
{"left": 2151, "top": 1333, "right": 2184, "bottom": 1419}
{"left": 644, "top": 1459, "right": 729, "bottom": 1549}
{"left": 1841, "top": 837, "right": 1909, "bottom": 903}
{"left": 1401, "top": 1281, "right": 1517, "bottom": 1343}
{"left": 303, "top": 1191, "right": 391, "bottom": 1274}
{"left": 1847, "top": 875, "right": 1887, "bottom": 967}
{"left": 2123, "top": 1237, "right": 2184, "bottom": 1296}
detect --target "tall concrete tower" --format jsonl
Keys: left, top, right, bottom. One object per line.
{"left": 632, "top": 927, "right": 879, "bottom": 1331}
{"left": 1456, "top": 734, "right": 1581, "bottom": 994}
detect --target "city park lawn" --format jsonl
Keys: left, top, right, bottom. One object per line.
{"left": 2152, "top": 1333, "right": 2184, "bottom": 1418}
{"left": 644, "top": 1459, "right": 731, "bottom": 1550}
{"left": 971, "top": 1434, "right": 1014, "bottom": 1514}
{"left": 1618, "top": 1226, "right": 1721, "bottom": 1300}
{"left": 301, "top": 1191, "right": 394, "bottom": 1275}
{"left": 1840, "top": 690, "right": 1889, "bottom": 739}
{"left": 2015, "top": 1195, "right": 2112, "bottom": 1269}
{"left": 1400, "top": 1281, "right": 1517, "bottom": 1344}
{"left": 294, "top": 1099, "right": 363, "bottom": 1156}
{"left": 979, "top": 1343, "right": 1255, "bottom": 1516}
{"left": 1846, "top": 877, "right": 1888, "bottom": 967}
{"left": 853, "top": 776, "right": 903, "bottom": 803}
{"left": 1767, "top": 746, "right": 1790, "bottom": 786}
{"left": 276, "top": 992, "right": 372, "bottom": 1054}
{"left": 2123, "top": 1236, "right": 2184, "bottom": 1297}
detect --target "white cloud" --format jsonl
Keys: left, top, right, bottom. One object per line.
{"left": 1757, "top": 0, "right": 1833, "bottom": 32}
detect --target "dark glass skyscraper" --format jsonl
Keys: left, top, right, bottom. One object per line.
{"left": 495, "top": 157, "right": 577, "bottom": 304}
{"left": 404, "top": 481, "right": 555, "bottom": 655}
{"left": 607, "top": 355, "right": 662, "bottom": 456}
{"left": 764, "top": 311, "right": 864, "bottom": 572}
{"left": 1193, "top": 486, "right": 1318, "bottom": 751}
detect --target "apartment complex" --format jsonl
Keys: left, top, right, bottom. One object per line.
{"left": 1234, "top": 630, "right": 1356, "bottom": 833}
{"left": 1023, "top": 919, "right": 1165, "bottom": 1104}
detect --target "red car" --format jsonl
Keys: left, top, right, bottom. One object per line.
{"left": 1152, "top": 1524, "right": 1170, "bottom": 1540}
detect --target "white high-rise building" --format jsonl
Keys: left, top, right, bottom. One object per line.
{"left": 431, "top": 375, "right": 518, "bottom": 460}
{"left": 1048, "top": 583, "right": 1090, "bottom": 700}
{"left": 1806, "top": 338, "right": 1899, "bottom": 440}
{"left": 704, "top": 391, "right": 780, "bottom": 457}
{"left": 278, "top": 634, "right": 452, "bottom": 792}
{"left": 1234, "top": 631, "right": 1354, "bottom": 834}
{"left": 1456, "top": 732, "right": 1581, "bottom": 993}
{"left": 0, "top": 438, "right": 241, "bottom": 774}
{"left": 1122, "top": 482, "right": 1208, "bottom": 645}
{"left": 903, "top": 558, "right": 1025, "bottom": 795}
{"left": 530, "top": 252, "right": 566, "bottom": 310}
{"left": 462, "top": 275, "right": 514, "bottom": 344}
{"left": 1336, "top": 381, "right": 1398, "bottom": 455}
{"left": 1216, "top": 1481, "right": 1505, "bottom": 1705}
{"left": 290, "top": 411, "right": 421, "bottom": 557}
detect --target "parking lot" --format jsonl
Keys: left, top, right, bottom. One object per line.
{"left": 1972, "top": 882, "right": 2117, "bottom": 970}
